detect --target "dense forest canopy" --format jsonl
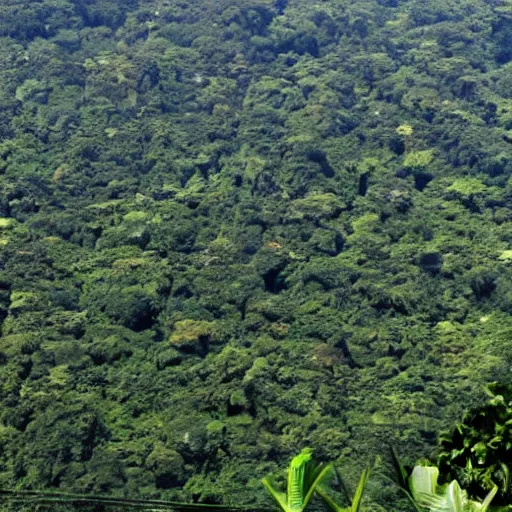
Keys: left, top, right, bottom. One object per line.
{"left": 0, "top": 0, "right": 512, "bottom": 509}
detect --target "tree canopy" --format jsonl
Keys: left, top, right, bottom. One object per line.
{"left": 0, "top": 0, "right": 511, "bottom": 509}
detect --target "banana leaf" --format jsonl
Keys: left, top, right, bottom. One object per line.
{"left": 408, "top": 466, "right": 498, "bottom": 512}
{"left": 315, "top": 467, "right": 371, "bottom": 512}
{"left": 409, "top": 466, "right": 439, "bottom": 501}
{"left": 386, "top": 451, "right": 497, "bottom": 512}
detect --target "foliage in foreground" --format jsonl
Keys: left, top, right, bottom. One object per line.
{"left": 437, "top": 384, "right": 512, "bottom": 505}
{"left": 262, "top": 448, "right": 370, "bottom": 512}
{"left": 262, "top": 448, "right": 333, "bottom": 512}
{"left": 0, "top": 447, "right": 505, "bottom": 512}
{"left": 407, "top": 465, "right": 496, "bottom": 512}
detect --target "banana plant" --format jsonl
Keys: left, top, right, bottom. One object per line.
{"left": 387, "top": 449, "right": 497, "bottom": 512}
{"left": 315, "top": 466, "right": 371, "bottom": 512}
{"left": 262, "top": 448, "right": 333, "bottom": 512}
{"left": 409, "top": 465, "right": 497, "bottom": 512}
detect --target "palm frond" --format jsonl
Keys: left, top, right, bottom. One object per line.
{"left": 315, "top": 468, "right": 370, "bottom": 512}
{"left": 262, "top": 476, "right": 289, "bottom": 512}
{"left": 301, "top": 464, "right": 332, "bottom": 511}
{"left": 315, "top": 486, "right": 344, "bottom": 512}
{"left": 350, "top": 468, "right": 371, "bottom": 512}
{"left": 288, "top": 449, "right": 313, "bottom": 512}
{"left": 384, "top": 449, "right": 423, "bottom": 512}
{"left": 332, "top": 466, "right": 352, "bottom": 505}
{"left": 389, "top": 447, "right": 410, "bottom": 493}
{"left": 262, "top": 448, "right": 332, "bottom": 512}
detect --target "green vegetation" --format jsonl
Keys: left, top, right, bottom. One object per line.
{"left": 0, "top": 446, "right": 501, "bottom": 511}
{"left": 0, "top": 0, "right": 511, "bottom": 509}
{"left": 315, "top": 466, "right": 370, "bottom": 512}
{"left": 262, "top": 448, "right": 332, "bottom": 512}
{"left": 437, "top": 384, "right": 512, "bottom": 506}
{"left": 407, "top": 466, "right": 496, "bottom": 512}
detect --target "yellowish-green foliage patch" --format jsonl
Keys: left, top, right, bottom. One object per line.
{"left": 112, "top": 258, "right": 150, "bottom": 269}
{"left": 498, "top": 250, "right": 512, "bottom": 262}
{"left": 396, "top": 123, "right": 414, "bottom": 136}
{"left": 0, "top": 218, "right": 16, "bottom": 229}
{"left": 447, "top": 178, "right": 487, "bottom": 196}
{"left": 123, "top": 211, "right": 149, "bottom": 222}
{"left": 170, "top": 320, "right": 217, "bottom": 345}
{"left": 9, "top": 291, "right": 46, "bottom": 313}
{"left": 403, "top": 149, "right": 435, "bottom": 170}
{"left": 292, "top": 193, "right": 346, "bottom": 220}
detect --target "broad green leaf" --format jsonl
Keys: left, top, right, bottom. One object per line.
{"left": 417, "top": 480, "right": 465, "bottom": 512}
{"left": 410, "top": 474, "right": 497, "bottom": 512}
{"left": 410, "top": 466, "right": 439, "bottom": 501}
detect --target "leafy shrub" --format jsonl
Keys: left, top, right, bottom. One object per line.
{"left": 437, "top": 383, "right": 512, "bottom": 505}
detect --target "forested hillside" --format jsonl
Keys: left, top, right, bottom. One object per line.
{"left": 0, "top": 0, "right": 512, "bottom": 509}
